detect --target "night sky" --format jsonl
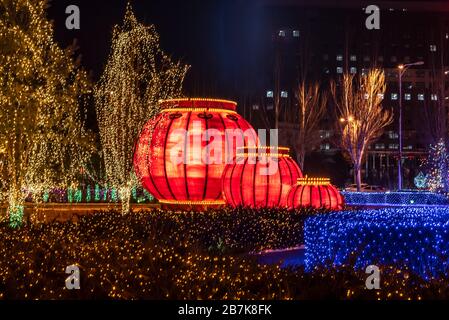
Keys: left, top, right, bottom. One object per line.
{"left": 47, "top": 0, "right": 266, "bottom": 99}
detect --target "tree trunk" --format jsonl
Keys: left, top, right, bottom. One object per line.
{"left": 356, "top": 166, "right": 362, "bottom": 192}
{"left": 119, "top": 186, "right": 132, "bottom": 214}
{"left": 8, "top": 185, "right": 25, "bottom": 227}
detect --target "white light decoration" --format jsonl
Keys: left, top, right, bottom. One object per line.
{"left": 0, "top": 0, "right": 93, "bottom": 227}
{"left": 94, "top": 4, "right": 189, "bottom": 214}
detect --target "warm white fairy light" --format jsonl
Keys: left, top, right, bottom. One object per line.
{"left": 0, "top": 0, "right": 93, "bottom": 227}
{"left": 94, "top": 3, "right": 189, "bottom": 214}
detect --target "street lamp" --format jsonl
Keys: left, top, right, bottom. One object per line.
{"left": 397, "top": 61, "right": 424, "bottom": 190}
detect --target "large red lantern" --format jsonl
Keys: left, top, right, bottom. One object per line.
{"left": 133, "top": 98, "right": 258, "bottom": 206}
{"left": 221, "top": 146, "right": 303, "bottom": 208}
{"left": 287, "top": 177, "right": 344, "bottom": 210}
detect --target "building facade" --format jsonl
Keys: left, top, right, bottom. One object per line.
{"left": 246, "top": 1, "right": 449, "bottom": 189}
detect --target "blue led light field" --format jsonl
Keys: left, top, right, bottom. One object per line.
{"left": 304, "top": 207, "right": 449, "bottom": 279}
{"left": 341, "top": 191, "right": 449, "bottom": 206}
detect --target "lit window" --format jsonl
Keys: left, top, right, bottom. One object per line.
{"left": 404, "top": 145, "right": 413, "bottom": 150}
{"left": 278, "top": 30, "right": 285, "bottom": 37}
{"left": 320, "top": 143, "right": 330, "bottom": 150}
{"left": 388, "top": 131, "right": 399, "bottom": 139}
{"left": 266, "top": 90, "right": 273, "bottom": 98}
{"left": 350, "top": 67, "right": 357, "bottom": 74}
{"left": 350, "top": 55, "right": 357, "bottom": 61}
{"left": 336, "top": 55, "right": 343, "bottom": 61}
{"left": 418, "top": 94, "right": 424, "bottom": 101}
{"left": 431, "top": 94, "right": 438, "bottom": 101}
{"left": 293, "top": 30, "right": 300, "bottom": 37}
{"left": 391, "top": 93, "right": 398, "bottom": 100}
{"left": 375, "top": 144, "right": 385, "bottom": 150}
{"left": 252, "top": 104, "right": 259, "bottom": 110}
{"left": 362, "top": 68, "right": 368, "bottom": 76}
{"left": 378, "top": 93, "right": 384, "bottom": 99}
{"left": 389, "top": 144, "right": 399, "bottom": 150}
{"left": 281, "top": 91, "right": 288, "bottom": 98}
{"left": 405, "top": 93, "right": 411, "bottom": 100}
{"left": 337, "top": 67, "right": 343, "bottom": 74}
{"left": 430, "top": 44, "right": 437, "bottom": 52}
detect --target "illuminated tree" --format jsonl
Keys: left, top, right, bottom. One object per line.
{"left": 0, "top": 0, "right": 92, "bottom": 226}
{"left": 295, "top": 82, "right": 327, "bottom": 170}
{"left": 331, "top": 69, "right": 393, "bottom": 191}
{"left": 424, "top": 139, "right": 449, "bottom": 193}
{"left": 95, "top": 4, "right": 189, "bottom": 214}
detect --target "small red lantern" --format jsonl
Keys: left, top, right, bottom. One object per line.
{"left": 221, "top": 146, "right": 303, "bottom": 208}
{"left": 133, "top": 98, "right": 258, "bottom": 206}
{"left": 287, "top": 177, "right": 344, "bottom": 210}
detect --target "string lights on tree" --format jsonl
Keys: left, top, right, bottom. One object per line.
{"left": 422, "top": 138, "right": 449, "bottom": 194}
{"left": 95, "top": 3, "right": 189, "bottom": 214}
{"left": 331, "top": 69, "right": 393, "bottom": 191}
{"left": 0, "top": 0, "right": 93, "bottom": 227}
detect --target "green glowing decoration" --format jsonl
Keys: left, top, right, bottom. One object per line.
{"left": 132, "top": 187, "right": 137, "bottom": 201}
{"left": 9, "top": 205, "right": 24, "bottom": 228}
{"left": 103, "top": 185, "right": 108, "bottom": 201}
{"left": 67, "top": 188, "right": 73, "bottom": 203}
{"left": 111, "top": 188, "right": 118, "bottom": 202}
{"left": 414, "top": 172, "right": 427, "bottom": 189}
{"left": 95, "top": 184, "right": 101, "bottom": 201}
{"left": 86, "top": 185, "right": 91, "bottom": 202}
{"left": 74, "top": 189, "right": 82, "bottom": 203}
{"left": 43, "top": 191, "right": 49, "bottom": 203}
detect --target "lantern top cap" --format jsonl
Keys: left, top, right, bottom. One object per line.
{"left": 159, "top": 98, "right": 237, "bottom": 111}
{"left": 236, "top": 146, "right": 291, "bottom": 157}
{"left": 297, "top": 176, "right": 331, "bottom": 186}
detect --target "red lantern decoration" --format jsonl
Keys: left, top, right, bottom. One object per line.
{"left": 221, "top": 146, "right": 303, "bottom": 208}
{"left": 133, "top": 98, "right": 258, "bottom": 206}
{"left": 287, "top": 177, "right": 344, "bottom": 210}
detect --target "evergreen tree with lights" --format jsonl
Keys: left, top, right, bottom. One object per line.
{"left": 424, "top": 138, "right": 449, "bottom": 194}
{"left": 95, "top": 4, "right": 189, "bottom": 214}
{"left": 0, "top": 0, "right": 93, "bottom": 226}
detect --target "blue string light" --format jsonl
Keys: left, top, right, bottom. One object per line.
{"left": 304, "top": 207, "right": 449, "bottom": 280}
{"left": 342, "top": 191, "right": 448, "bottom": 206}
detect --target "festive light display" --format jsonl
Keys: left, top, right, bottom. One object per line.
{"left": 0, "top": 0, "right": 93, "bottom": 226}
{"left": 222, "top": 146, "right": 303, "bottom": 208}
{"left": 304, "top": 207, "right": 449, "bottom": 279}
{"left": 95, "top": 4, "right": 189, "bottom": 214}
{"left": 414, "top": 172, "right": 428, "bottom": 189}
{"left": 287, "top": 177, "right": 344, "bottom": 210}
{"left": 422, "top": 138, "right": 449, "bottom": 193}
{"left": 0, "top": 208, "right": 445, "bottom": 300}
{"left": 341, "top": 191, "right": 448, "bottom": 206}
{"left": 331, "top": 69, "right": 393, "bottom": 189}
{"left": 35, "top": 186, "right": 153, "bottom": 203}
{"left": 134, "top": 98, "right": 258, "bottom": 205}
